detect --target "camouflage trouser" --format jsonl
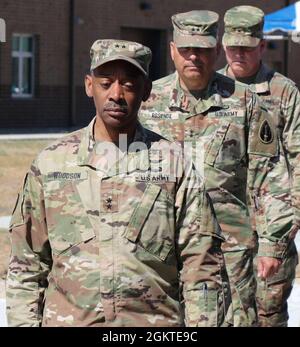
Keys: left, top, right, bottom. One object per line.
{"left": 254, "top": 240, "right": 299, "bottom": 327}
{"left": 222, "top": 248, "right": 258, "bottom": 327}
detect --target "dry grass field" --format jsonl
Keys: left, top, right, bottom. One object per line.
{"left": 0, "top": 140, "right": 51, "bottom": 283}
{"left": 0, "top": 140, "right": 51, "bottom": 216}
{"left": 0, "top": 228, "right": 10, "bottom": 281}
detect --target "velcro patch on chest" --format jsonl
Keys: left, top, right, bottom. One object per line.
{"left": 142, "top": 110, "right": 180, "bottom": 120}
{"left": 46, "top": 171, "right": 88, "bottom": 181}
{"left": 135, "top": 173, "right": 175, "bottom": 183}
{"left": 152, "top": 112, "right": 176, "bottom": 120}
{"left": 214, "top": 109, "right": 244, "bottom": 117}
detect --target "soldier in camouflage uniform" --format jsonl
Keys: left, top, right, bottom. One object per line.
{"left": 6, "top": 39, "right": 227, "bottom": 327}
{"left": 219, "top": 5, "right": 299, "bottom": 327}
{"left": 139, "top": 10, "right": 291, "bottom": 327}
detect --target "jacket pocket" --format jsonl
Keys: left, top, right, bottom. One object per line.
{"left": 235, "top": 275, "right": 258, "bottom": 326}
{"left": 49, "top": 225, "right": 95, "bottom": 256}
{"left": 124, "top": 183, "right": 174, "bottom": 262}
{"left": 9, "top": 174, "right": 29, "bottom": 229}
{"left": 44, "top": 177, "right": 95, "bottom": 256}
{"left": 184, "top": 284, "right": 221, "bottom": 327}
{"left": 204, "top": 121, "right": 230, "bottom": 166}
{"left": 9, "top": 193, "right": 25, "bottom": 229}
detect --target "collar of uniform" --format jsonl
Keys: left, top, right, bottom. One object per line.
{"left": 221, "top": 64, "right": 270, "bottom": 94}
{"left": 248, "top": 63, "right": 271, "bottom": 94}
{"left": 77, "top": 116, "right": 97, "bottom": 166}
{"left": 129, "top": 121, "right": 149, "bottom": 147}
{"left": 187, "top": 73, "right": 224, "bottom": 117}
{"left": 77, "top": 117, "right": 150, "bottom": 173}
{"left": 105, "top": 122, "right": 153, "bottom": 177}
{"left": 169, "top": 72, "right": 224, "bottom": 116}
{"left": 168, "top": 72, "right": 186, "bottom": 111}
{"left": 218, "top": 66, "right": 227, "bottom": 75}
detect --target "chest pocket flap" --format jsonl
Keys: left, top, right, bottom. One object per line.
{"left": 125, "top": 184, "right": 161, "bottom": 242}
{"left": 44, "top": 172, "right": 95, "bottom": 255}
{"left": 124, "top": 183, "right": 174, "bottom": 262}
{"left": 205, "top": 121, "right": 230, "bottom": 166}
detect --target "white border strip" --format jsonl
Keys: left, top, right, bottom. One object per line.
{"left": 0, "top": 216, "right": 10, "bottom": 229}
{"left": 295, "top": 1, "right": 300, "bottom": 31}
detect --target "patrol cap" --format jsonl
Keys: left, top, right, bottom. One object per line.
{"left": 223, "top": 6, "right": 265, "bottom": 47}
{"left": 90, "top": 39, "right": 152, "bottom": 76}
{"left": 172, "top": 10, "right": 219, "bottom": 48}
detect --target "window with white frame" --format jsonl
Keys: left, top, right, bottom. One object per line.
{"left": 12, "top": 34, "right": 35, "bottom": 97}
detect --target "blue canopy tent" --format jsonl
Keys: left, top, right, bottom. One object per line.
{"left": 263, "top": 2, "right": 300, "bottom": 76}
{"left": 264, "top": 1, "right": 300, "bottom": 37}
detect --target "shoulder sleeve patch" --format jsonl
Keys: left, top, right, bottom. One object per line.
{"left": 259, "top": 119, "right": 274, "bottom": 144}
{"left": 248, "top": 109, "right": 278, "bottom": 157}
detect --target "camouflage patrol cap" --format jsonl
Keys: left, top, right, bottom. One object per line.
{"left": 172, "top": 10, "right": 219, "bottom": 48}
{"left": 90, "top": 39, "right": 152, "bottom": 76}
{"left": 223, "top": 6, "right": 265, "bottom": 47}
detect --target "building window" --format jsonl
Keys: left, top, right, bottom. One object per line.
{"left": 12, "top": 34, "right": 34, "bottom": 97}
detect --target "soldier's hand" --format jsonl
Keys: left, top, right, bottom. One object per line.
{"left": 257, "top": 256, "right": 282, "bottom": 280}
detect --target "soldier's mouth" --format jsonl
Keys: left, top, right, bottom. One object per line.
{"left": 185, "top": 64, "right": 202, "bottom": 69}
{"left": 105, "top": 108, "right": 128, "bottom": 117}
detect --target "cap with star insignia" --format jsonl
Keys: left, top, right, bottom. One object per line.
{"left": 90, "top": 39, "right": 152, "bottom": 76}
{"left": 223, "top": 5, "right": 265, "bottom": 47}
{"left": 172, "top": 10, "right": 219, "bottom": 48}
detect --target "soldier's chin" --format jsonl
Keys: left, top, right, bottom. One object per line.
{"left": 231, "top": 63, "right": 248, "bottom": 74}
{"left": 184, "top": 69, "right": 203, "bottom": 79}
{"left": 106, "top": 115, "right": 132, "bottom": 129}
{"left": 232, "top": 61, "right": 247, "bottom": 68}
{"left": 106, "top": 111, "right": 128, "bottom": 123}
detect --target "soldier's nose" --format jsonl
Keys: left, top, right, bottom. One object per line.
{"left": 236, "top": 48, "right": 245, "bottom": 56}
{"left": 190, "top": 54, "right": 197, "bottom": 61}
{"left": 110, "top": 81, "right": 124, "bottom": 100}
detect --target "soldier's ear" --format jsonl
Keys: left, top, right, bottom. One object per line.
{"left": 170, "top": 41, "right": 175, "bottom": 62}
{"left": 85, "top": 73, "right": 93, "bottom": 98}
{"left": 260, "top": 40, "right": 266, "bottom": 55}
{"left": 142, "top": 78, "right": 152, "bottom": 102}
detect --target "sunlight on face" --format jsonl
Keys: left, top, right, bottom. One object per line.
{"left": 170, "top": 42, "right": 219, "bottom": 90}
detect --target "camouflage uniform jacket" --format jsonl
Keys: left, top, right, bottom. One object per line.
{"left": 139, "top": 71, "right": 290, "bottom": 257}
{"left": 6, "top": 117, "right": 225, "bottom": 327}
{"left": 219, "top": 64, "right": 300, "bottom": 233}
